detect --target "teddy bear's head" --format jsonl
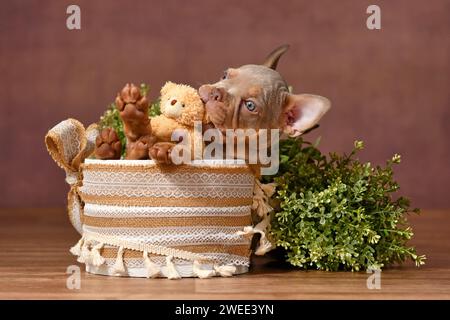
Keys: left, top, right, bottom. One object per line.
{"left": 160, "top": 81, "right": 206, "bottom": 127}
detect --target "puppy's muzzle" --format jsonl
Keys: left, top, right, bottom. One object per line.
{"left": 199, "top": 85, "right": 229, "bottom": 129}
{"left": 199, "top": 85, "right": 225, "bottom": 103}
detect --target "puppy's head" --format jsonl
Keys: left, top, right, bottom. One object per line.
{"left": 199, "top": 45, "right": 330, "bottom": 137}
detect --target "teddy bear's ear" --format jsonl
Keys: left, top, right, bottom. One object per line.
{"left": 160, "top": 81, "right": 176, "bottom": 97}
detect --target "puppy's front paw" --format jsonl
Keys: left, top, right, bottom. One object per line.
{"left": 95, "top": 128, "right": 122, "bottom": 160}
{"left": 149, "top": 142, "right": 175, "bottom": 165}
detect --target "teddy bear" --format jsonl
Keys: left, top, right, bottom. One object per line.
{"left": 149, "top": 81, "right": 207, "bottom": 163}
{"left": 94, "top": 82, "right": 206, "bottom": 163}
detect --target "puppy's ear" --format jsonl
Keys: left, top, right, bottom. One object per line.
{"left": 281, "top": 94, "right": 331, "bottom": 137}
{"left": 160, "top": 81, "right": 176, "bottom": 97}
{"left": 262, "top": 44, "right": 290, "bottom": 70}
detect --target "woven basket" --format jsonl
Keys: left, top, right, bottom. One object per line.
{"left": 78, "top": 159, "right": 255, "bottom": 278}
{"left": 45, "top": 119, "right": 277, "bottom": 279}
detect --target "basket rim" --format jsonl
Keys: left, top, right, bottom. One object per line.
{"left": 84, "top": 159, "right": 248, "bottom": 167}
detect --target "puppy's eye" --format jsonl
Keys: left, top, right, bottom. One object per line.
{"left": 244, "top": 100, "right": 257, "bottom": 112}
{"left": 182, "top": 104, "right": 185, "bottom": 108}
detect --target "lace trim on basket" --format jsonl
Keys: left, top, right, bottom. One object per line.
{"left": 84, "top": 203, "right": 252, "bottom": 218}
{"left": 82, "top": 225, "right": 250, "bottom": 246}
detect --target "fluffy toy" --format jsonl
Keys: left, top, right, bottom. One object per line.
{"left": 151, "top": 81, "right": 206, "bottom": 144}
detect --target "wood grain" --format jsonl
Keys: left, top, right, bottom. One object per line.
{"left": 0, "top": 208, "right": 448, "bottom": 299}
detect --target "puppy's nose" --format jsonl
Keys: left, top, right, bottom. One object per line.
{"left": 211, "top": 88, "right": 224, "bottom": 102}
{"left": 171, "top": 99, "right": 177, "bottom": 105}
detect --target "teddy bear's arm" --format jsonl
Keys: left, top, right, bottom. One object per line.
{"left": 151, "top": 115, "right": 183, "bottom": 143}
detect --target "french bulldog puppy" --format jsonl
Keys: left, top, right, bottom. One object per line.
{"left": 198, "top": 45, "right": 330, "bottom": 139}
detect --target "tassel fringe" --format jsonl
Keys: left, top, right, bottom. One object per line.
{"left": 90, "top": 242, "right": 105, "bottom": 266}
{"left": 237, "top": 214, "right": 274, "bottom": 256}
{"left": 214, "top": 264, "right": 236, "bottom": 277}
{"left": 77, "top": 241, "right": 92, "bottom": 264}
{"left": 165, "top": 255, "right": 181, "bottom": 280}
{"left": 112, "top": 246, "right": 125, "bottom": 275}
{"left": 143, "top": 251, "right": 160, "bottom": 278}
{"left": 236, "top": 226, "right": 255, "bottom": 236}
{"left": 252, "top": 196, "right": 273, "bottom": 217}
{"left": 252, "top": 180, "right": 276, "bottom": 218}
{"left": 193, "top": 260, "right": 216, "bottom": 279}
{"left": 69, "top": 234, "right": 241, "bottom": 279}
{"left": 70, "top": 236, "right": 84, "bottom": 256}
{"left": 254, "top": 237, "right": 274, "bottom": 256}
{"left": 248, "top": 180, "right": 276, "bottom": 255}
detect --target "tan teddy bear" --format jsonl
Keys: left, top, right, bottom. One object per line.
{"left": 151, "top": 81, "right": 207, "bottom": 149}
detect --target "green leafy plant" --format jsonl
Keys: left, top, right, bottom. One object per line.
{"left": 263, "top": 138, "right": 425, "bottom": 271}
{"left": 143, "top": 83, "right": 162, "bottom": 118}
{"left": 98, "top": 83, "right": 161, "bottom": 156}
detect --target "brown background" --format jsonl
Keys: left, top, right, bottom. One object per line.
{"left": 0, "top": 0, "right": 448, "bottom": 208}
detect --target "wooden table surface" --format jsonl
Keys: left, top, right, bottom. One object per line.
{"left": 0, "top": 208, "right": 449, "bottom": 300}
